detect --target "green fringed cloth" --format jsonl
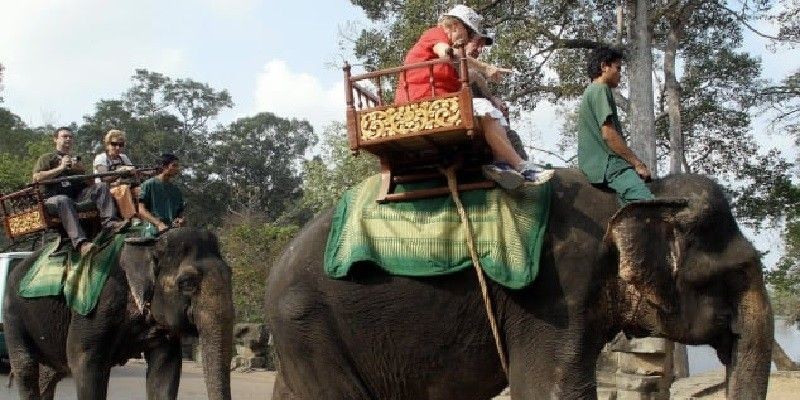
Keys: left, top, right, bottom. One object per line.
{"left": 18, "top": 230, "right": 126, "bottom": 315}
{"left": 324, "top": 174, "right": 552, "bottom": 289}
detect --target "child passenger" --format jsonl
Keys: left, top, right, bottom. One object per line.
{"left": 395, "top": 4, "right": 553, "bottom": 189}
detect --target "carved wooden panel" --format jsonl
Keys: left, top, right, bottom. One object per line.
{"left": 359, "top": 96, "right": 462, "bottom": 141}
{"left": 7, "top": 209, "right": 46, "bottom": 237}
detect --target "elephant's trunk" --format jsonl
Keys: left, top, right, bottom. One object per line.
{"left": 726, "top": 262, "right": 773, "bottom": 399}
{"left": 195, "top": 265, "right": 234, "bottom": 400}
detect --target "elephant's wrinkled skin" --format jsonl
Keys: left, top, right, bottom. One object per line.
{"left": 266, "top": 169, "right": 773, "bottom": 400}
{"left": 3, "top": 228, "right": 234, "bottom": 400}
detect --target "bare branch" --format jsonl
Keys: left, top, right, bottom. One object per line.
{"left": 717, "top": 4, "right": 799, "bottom": 43}
{"left": 525, "top": 144, "right": 577, "bottom": 164}
{"left": 509, "top": 84, "right": 583, "bottom": 101}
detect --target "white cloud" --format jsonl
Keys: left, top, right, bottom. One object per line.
{"left": 0, "top": 1, "right": 192, "bottom": 126}
{"left": 253, "top": 59, "right": 344, "bottom": 132}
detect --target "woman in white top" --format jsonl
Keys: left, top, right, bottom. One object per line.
{"left": 93, "top": 129, "right": 136, "bottom": 219}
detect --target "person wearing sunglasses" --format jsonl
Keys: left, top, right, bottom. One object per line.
{"left": 93, "top": 129, "right": 137, "bottom": 219}
{"left": 32, "top": 127, "right": 126, "bottom": 256}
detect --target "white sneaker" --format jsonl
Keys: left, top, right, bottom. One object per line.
{"left": 521, "top": 167, "right": 554, "bottom": 186}
{"left": 482, "top": 163, "right": 524, "bottom": 190}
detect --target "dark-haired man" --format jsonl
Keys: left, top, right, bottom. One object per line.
{"left": 578, "top": 47, "right": 654, "bottom": 204}
{"left": 138, "top": 153, "right": 185, "bottom": 237}
{"left": 32, "top": 127, "right": 124, "bottom": 256}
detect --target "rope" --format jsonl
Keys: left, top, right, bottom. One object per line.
{"left": 439, "top": 165, "right": 510, "bottom": 377}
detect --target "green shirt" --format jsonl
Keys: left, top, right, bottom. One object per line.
{"left": 32, "top": 152, "right": 86, "bottom": 198}
{"left": 577, "top": 83, "right": 631, "bottom": 184}
{"left": 139, "top": 177, "right": 184, "bottom": 237}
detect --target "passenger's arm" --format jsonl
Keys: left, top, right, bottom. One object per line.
{"left": 464, "top": 57, "right": 511, "bottom": 83}
{"left": 433, "top": 41, "right": 512, "bottom": 86}
{"left": 32, "top": 156, "right": 70, "bottom": 182}
{"left": 601, "top": 121, "right": 651, "bottom": 181}
{"left": 137, "top": 203, "right": 168, "bottom": 232}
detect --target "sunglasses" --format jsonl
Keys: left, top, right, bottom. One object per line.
{"left": 109, "top": 142, "right": 125, "bottom": 147}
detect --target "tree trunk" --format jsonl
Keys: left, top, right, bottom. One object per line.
{"left": 665, "top": 28, "right": 684, "bottom": 175}
{"left": 673, "top": 343, "right": 690, "bottom": 378}
{"left": 772, "top": 338, "right": 800, "bottom": 371}
{"left": 625, "top": 0, "right": 657, "bottom": 172}
{"left": 616, "top": 0, "right": 624, "bottom": 45}
{"left": 664, "top": 0, "right": 702, "bottom": 175}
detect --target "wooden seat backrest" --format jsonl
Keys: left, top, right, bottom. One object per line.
{"left": 343, "top": 53, "right": 489, "bottom": 168}
{"left": 1, "top": 186, "right": 99, "bottom": 239}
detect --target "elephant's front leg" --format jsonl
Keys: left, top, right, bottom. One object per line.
{"left": 144, "top": 337, "right": 182, "bottom": 400}
{"left": 68, "top": 352, "right": 111, "bottom": 400}
{"left": 39, "top": 364, "right": 66, "bottom": 400}
{"left": 507, "top": 333, "right": 600, "bottom": 400}
{"left": 9, "top": 354, "right": 41, "bottom": 400}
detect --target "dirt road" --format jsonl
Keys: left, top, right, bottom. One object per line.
{"left": 2, "top": 363, "right": 798, "bottom": 399}
{"left": 0, "top": 360, "right": 275, "bottom": 400}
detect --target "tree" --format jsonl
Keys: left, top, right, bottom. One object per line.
{"left": 217, "top": 217, "right": 298, "bottom": 323}
{"left": 0, "top": 62, "right": 5, "bottom": 103}
{"left": 762, "top": 69, "right": 800, "bottom": 144}
{"left": 205, "top": 112, "right": 316, "bottom": 220}
{"left": 626, "top": 0, "right": 657, "bottom": 169}
{"left": 300, "top": 122, "right": 378, "bottom": 214}
{"left": 0, "top": 108, "right": 51, "bottom": 194}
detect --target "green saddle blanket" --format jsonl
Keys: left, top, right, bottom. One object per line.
{"left": 324, "top": 174, "right": 552, "bottom": 289}
{"left": 18, "top": 230, "right": 126, "bottom": 315}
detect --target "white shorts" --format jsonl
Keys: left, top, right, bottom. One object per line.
{"left": 472, "top": 97, "right": 508, "bottom": 127}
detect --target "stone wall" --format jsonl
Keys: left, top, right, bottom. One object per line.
{"left": 231, "top": 323, "right": 274, "bottom": 371}
{"left": 597, "top": 336, "right": 674, "bottom": 400}
{"left": 184, "top": 323, "right": 275, "bottom": 372}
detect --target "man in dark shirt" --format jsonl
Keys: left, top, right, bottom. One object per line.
{"left": 577, "top": 47, "right": 654, "bottom": 205}
{"left": 138, "top": 153, "right": 186, "bottom": 237}
{"left": 32, "top": 127, "right": 123, "bottom": 256}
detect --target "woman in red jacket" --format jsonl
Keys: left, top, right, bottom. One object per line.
{"left": 395, "top": 4, "right": 553, "bottom": 189}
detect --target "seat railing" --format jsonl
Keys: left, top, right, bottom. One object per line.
{"left": 343, "top": 49, "right": 475, "bottom": 153}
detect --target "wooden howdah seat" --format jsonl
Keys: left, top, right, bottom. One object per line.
{"left": 344, "top": 52, "right": 495, "bottom": 203}
{"left": 1, "top": 185, "right": 99, "bottom": 240}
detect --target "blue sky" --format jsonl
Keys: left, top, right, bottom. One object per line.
{"left": 0, "top": 0, "right": 365, "bottom": 129}
{"left": 1, "top": 1, "right": 797, "bottom": 265}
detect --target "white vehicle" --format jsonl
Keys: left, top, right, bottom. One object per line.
{"left": 0, "top": 251, "right": 33, "bottom": 367}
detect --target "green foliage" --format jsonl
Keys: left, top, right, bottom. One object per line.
{"left": 773, "top": 0, "right": 800, "bottom": 43}
{"left": 769, "top": 213, "right": 800, "bottom": 322}
{"left": 658, "top": 48, "right": 767, "bottom": 183}
{"left": 0, "top": 108, "right": 51, "bottom": 194}
{"left": 206, "top": 112, "right": 316, "bottom": 220}
{"left": 217, "top": 218, "right": 299, "bottom": 323}
{"left": 762, "top": 69, "right": 800, "bottom": 144}
{"left": 300, "top": 122, "right": 378, "bottom": 213}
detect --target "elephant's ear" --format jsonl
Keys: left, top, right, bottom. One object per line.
{"left": 120, "top": 241, "right": 157, "bottom": 314}
{"left": 604, "top": 199, "right": 689, "bottom": 287}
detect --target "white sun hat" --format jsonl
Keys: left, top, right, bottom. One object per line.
{"left": 440, "top": 4, "right": 484, "bottom": 34}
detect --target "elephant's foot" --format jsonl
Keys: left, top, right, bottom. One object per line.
{"left": 39, "top": 364, "right": 65, "bottom": 400}
{"left": 69, "top": 353, "right": 112, "bottom": 400}
{"left": 10, "top": 353, "right": 41, "bottom": 400}
{"left": 272, "top": 374, "right": 304, "bottom": 400}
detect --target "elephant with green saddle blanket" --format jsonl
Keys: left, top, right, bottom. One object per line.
{"left": 3, "top": 228, "right": 234, "bottom": 400}
{"left": 266, "top": 169, "right": 773, "bottom": 400}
